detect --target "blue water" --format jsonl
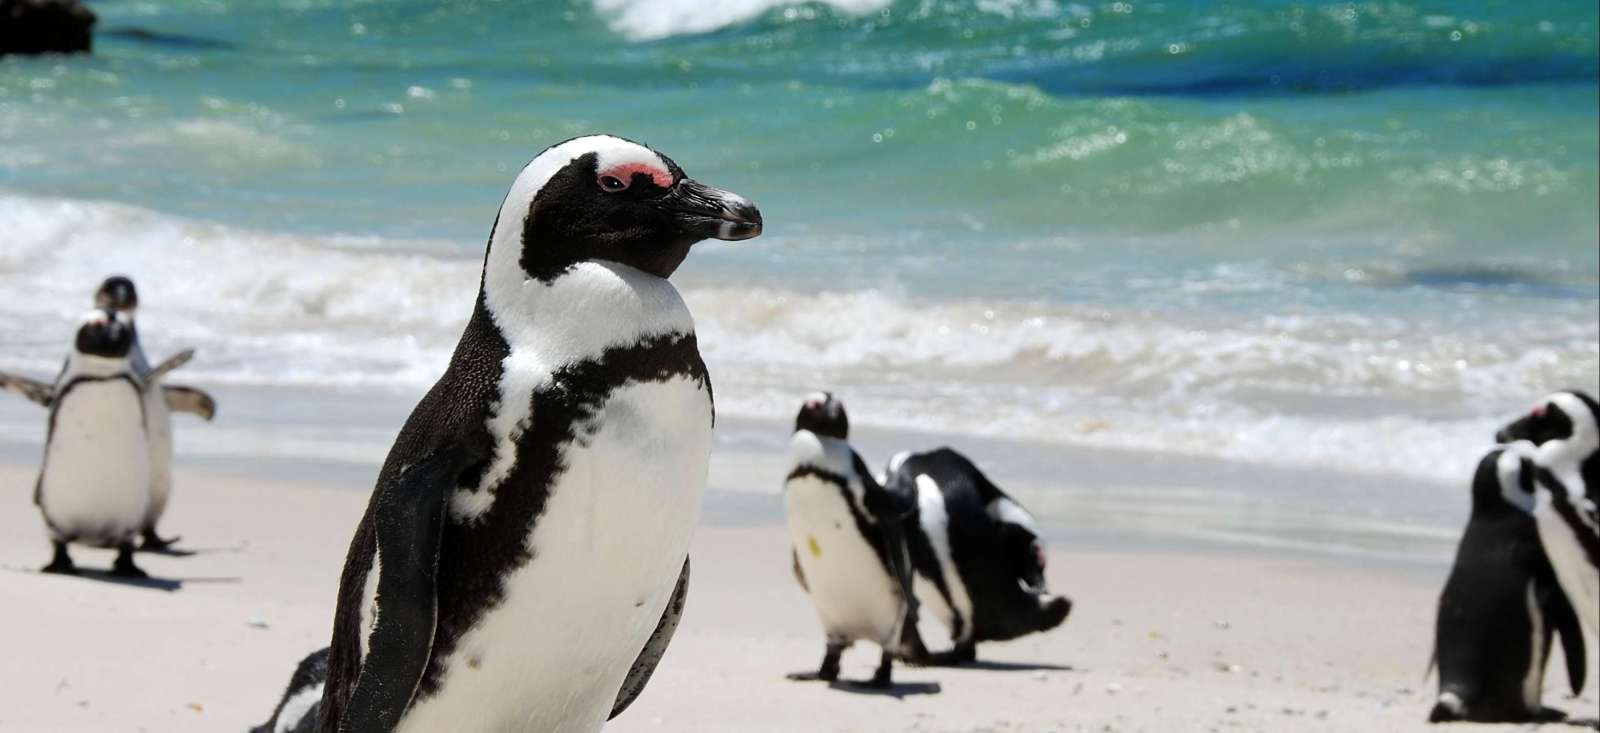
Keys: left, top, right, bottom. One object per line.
{"left": 0, "top": 0, "right": 1596, "bottom": 483}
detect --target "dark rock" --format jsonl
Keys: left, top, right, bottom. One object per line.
{"left": 1, "top": 0, "right": 96, "bottom": 56}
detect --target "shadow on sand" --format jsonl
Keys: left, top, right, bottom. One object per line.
{"left": 825, "top": 680, "right": 942, "bottom": 699}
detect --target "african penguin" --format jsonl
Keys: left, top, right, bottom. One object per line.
{"left": 883, "top": 447, "right": 1071, "bottom": 664}
{"left": 783, "top": 392, "right": 924, "bottom": 688}
{"left": 252, "top": 647, "right": 328, "bottom": 733}
{"left": 95, "top": 275, "right": 218, "bottom": 552}
{"left": 1430, "top": 447, "right": 1587, "bottom": 724}
{"left": 34, "top": 308, "right": 152, "bottom": 579}
{"left": 1496, "top": 390, "right": 1600, "bottom": 638}
{"left": 311, "top": 135, "right": 761, "bottom": 732}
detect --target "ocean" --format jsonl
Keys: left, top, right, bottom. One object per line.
{"left": 1, "top": 0, "right": 1596, "bottom": 491}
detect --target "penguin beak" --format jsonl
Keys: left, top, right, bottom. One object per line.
{"left": 658, "top": 178, "right": 763, "bottom": 242}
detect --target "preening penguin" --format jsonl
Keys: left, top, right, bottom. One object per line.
{"left": 884, "top": 447, "right": 1071, "bottom": 664}
{"left": 1496, "top": 390, "right": 1600, "bottom": 637}
{"left": 313, "top": 135, "right": 760, "bottom": 732}
{"left": 783, "top": 392, "right": 923, "bottom": 688}
{"left": 252, "top": 647, "right": 329, "bottom": 733}
{"left": 34, "top": 309, "right": 152, "bottom": 579}
{"left": 1430, "top": 447, "right": 1587, "bottom": 724}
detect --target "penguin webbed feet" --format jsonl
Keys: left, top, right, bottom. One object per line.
{"left": 111, "top": 544, "right": 149, "bottom": 579}
{"left": 139, "top": 528, "right": 183, "bottom": 553}
{"left": 786, "top": 642, "right": 845, "bottom": 683}
{"left": 41, "top": 542, "right": 78, "bottom": 575}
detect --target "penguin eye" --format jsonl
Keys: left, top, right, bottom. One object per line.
{"left": 598, "top": 175, "right": 628, "bottom": 192}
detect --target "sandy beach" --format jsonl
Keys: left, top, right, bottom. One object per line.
{"left": 0, "top": 430, "right": 1593, "bottom": 732}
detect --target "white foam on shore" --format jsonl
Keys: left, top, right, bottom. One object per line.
{"left": 1, "top": 193, "right": 1594, "bottom": 484}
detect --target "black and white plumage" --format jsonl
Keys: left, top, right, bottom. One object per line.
{"left": 883, "top": 447, "right": 1071, "bottom": 664}
{"left": 783, "top": 392, "right": 922, "bottom": 688}
{"left": 95, "top": 275, "right": 218, "bottom": 551}
{"left": 0, "top": 276, "right": 216, "bottom": 552}
{"left": 34, "top": 308, "right": 152, "bottom": 579}
{"left": 306, "top": 135, "right": 760, "bottom": 733}
{"left": 1496, "top": 390, "right": 1600, "bottom": 639}
{"left": 1430, "top": 447, "right": 1587, "bottom": 724}
{"left": 252, "top": 648, "right": 329, "bottom": 733}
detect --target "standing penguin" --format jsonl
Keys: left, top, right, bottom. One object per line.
{"left": 1496, "top": 390, "right": 1600, "bottom": 637}
{"left": 34, "top": 309, "right": 152, "bottom": 578}
{"left": 1430, "top": 447, "right": 1587, "bottom": 723}
{"left": 883, "top": 447, "right": 1071, "bottom": 664}
{"left": 783, "top": 392, "right": 923, "bottom": 687}
{"left": 309, "top": 135, "right": 761, "bottom": 732}
{"left": 95, "top": 275, "right": 217, "bottom": 551}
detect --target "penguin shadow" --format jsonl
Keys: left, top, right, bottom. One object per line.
{"left": 822, "top": 680, "right": 942, "bottom": 699}
{"left": 65, "top": 569, "right": 187, "bottom": 592}
{"left": 949, "top": 659, "right": 1076, "bottom": 673}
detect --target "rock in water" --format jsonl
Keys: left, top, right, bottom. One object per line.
{"left": 1, "top": 0, "right": 96, "bottom": 56}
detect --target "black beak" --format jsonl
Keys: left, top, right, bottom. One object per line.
{"left": 658, "top": 178, "right": 763, "bottom": 242}
{"left": 1494, "top": 429, "right": 1510, "bottom": 443}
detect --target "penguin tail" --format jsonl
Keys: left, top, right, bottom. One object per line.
{"left": 1428, "top": 692, "right": 1465, "bottom": 723}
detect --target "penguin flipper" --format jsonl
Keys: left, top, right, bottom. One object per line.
{"left": 337, "top": 448, "right": 459, "bottom": 733}
{"left": 610, "top": 557, "right": 690, "bottom": 720}
{"left": 145, "top": 348, "right": 196, "bottom": 383}
{"left": 0, "top": 371, "right": 53, "bottom": 407}
{"left": 791, "top": 548, "right": 808, "bottom": 592}
{"left": 1540, "top": 572, "right": 1587, "bottom": 695}
{"left": 163, "top": 385, "right": 217, "bottom": 420}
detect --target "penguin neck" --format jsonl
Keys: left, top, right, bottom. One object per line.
{"left": 1535, "top": 402, "right": 1599, "bottom": 493}
{"left": 65, "top": 353, "right": 135, "bottom": 381}
{"left": 480, "top": 257, "right": 695, "bottom": 366}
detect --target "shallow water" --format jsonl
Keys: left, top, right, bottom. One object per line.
{"left": 0, "top": 0, "right": 1595, "bottom": 486}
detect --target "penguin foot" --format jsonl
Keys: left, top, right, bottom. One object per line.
{"left": 139, "top": 530, "right": 181, "bottom": 552}
{"left": 41, "top": 543, "right": 77, "bottom": 575}
{"left": 40, "top": 559, "right": 78, "bottom": 575}
{"left": 112, "top": 545, "right": 149, "bottom": 579}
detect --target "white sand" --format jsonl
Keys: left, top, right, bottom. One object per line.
{"left": 0, "top": 461, "right": 1593, "bottom": 732}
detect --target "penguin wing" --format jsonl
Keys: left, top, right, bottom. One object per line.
{"left": 163, "top": 385, "right": 217, "bottom": 420}
{"left": 791, "top": 548, "right": 808, "bottom": 592}
{"left": 1538, "top": 569, "right": 1587, "bottom": 695}
{"left": 146, "top": 348, "right": 196, "bottom": 383}
{"left": 610, "top": 557, "right": 690, "bottom": 720}
{"left": 337, "top": 447, "right": 461, "bottom": 733}
{"left": 0, "top": 370, "right": 54, "bottom": 407}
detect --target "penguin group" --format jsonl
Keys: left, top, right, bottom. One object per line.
{"left": 782, "top": 392, "right": 1073, "bottom": 686}
{"left": 1431, "top": 389, "right": 1599, "bottom": 724}
{"left": 2, "top": 276, "right": 216, "bottom": 577}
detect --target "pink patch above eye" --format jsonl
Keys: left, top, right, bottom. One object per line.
{"left": 1532, "top": 404, "right": 1548, "bottom": 418}
{"left": 600, "top": 163, "right": 672, "bottom": 189}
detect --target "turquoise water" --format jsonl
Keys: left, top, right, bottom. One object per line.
{"left": 1, "top": 0, "right": 1596, "bottom": 483}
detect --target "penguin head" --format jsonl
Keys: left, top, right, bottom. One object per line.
{"left": 488, "top": 135, "right": 762, "bottom": 281}
{"left": 795, "top": 391, "right": 848, "bottom": 440}
{"left": 1496, "top": 390, "right": 1600, "bottom": 456}
{"left": 94, "top": 276, "right": 139, "bottom": 313}
{"left": 73, "top": 308, "right": 135, "bottom": 359}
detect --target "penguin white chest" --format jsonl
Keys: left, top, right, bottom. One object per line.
{"left": 784, "top": 477, "right": 903, "bottom": 646}
{"left": 39, "top": 380, "right": 150, "bottom": 546}
{"left": 402, "top": 375, "right": 712, "bottom": 733}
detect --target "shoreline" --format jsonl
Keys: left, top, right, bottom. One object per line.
{"left": 0, "top": 381, "right": 1470, "bottom": 569}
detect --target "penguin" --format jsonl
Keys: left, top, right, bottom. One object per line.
{"left": 95, "top": 275, "right": 218, "bottom": 551}
{"left": 309, "top": 135, "right": 761, "bottom": 732}
{"left": 1496, "top": 390, "right": 1600, "bottom": 637}
{"left": 882, "top": 447, "right": 1072, "bottom": 664}
{"left": 252, "top": 648, "right": 329, "bottom": 733}
{"left": 34, "top": 308, "right": 152, "bottom": 579}
{"left": 783, "top": 392, "right": 923, "bottom": 688}
{"left": 1429, "top": 447, "right": 1587, "bottom": 723}
{"left": 0, "top": 277, "right": 216, "bottom": 553}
